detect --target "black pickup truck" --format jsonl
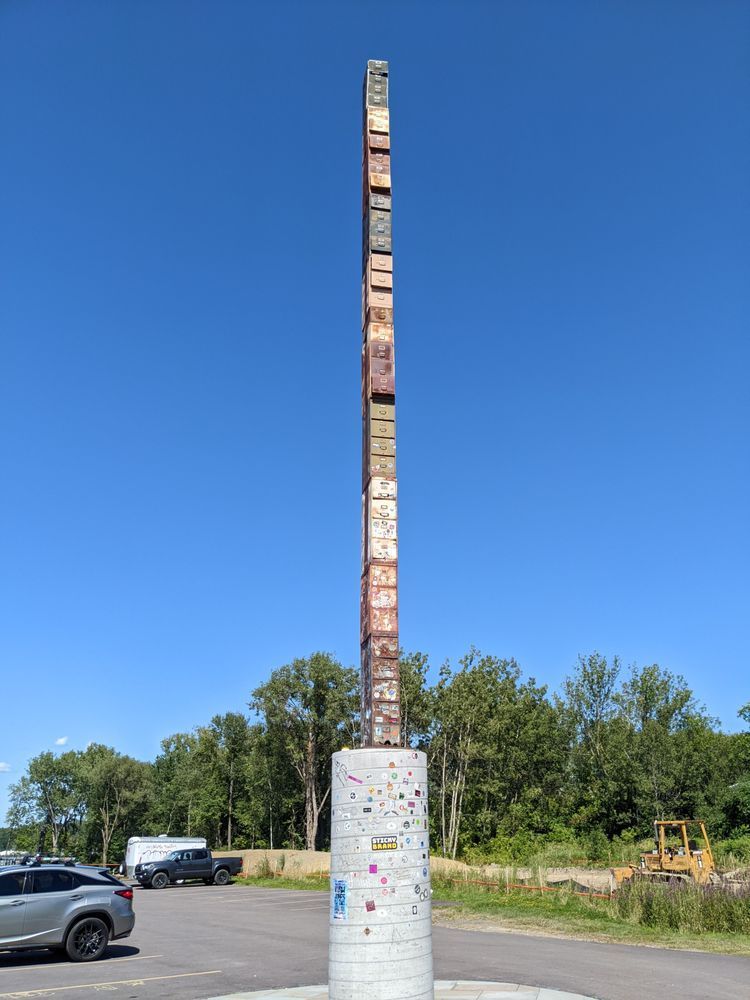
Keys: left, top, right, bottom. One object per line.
{"left": 134, "top": 848, "right": 243, "bottom": 888}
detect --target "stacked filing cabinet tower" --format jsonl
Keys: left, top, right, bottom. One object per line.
{"left": 360, "top": 59, "right": 400, "bottom": 749}
{"left": 328, "top": 61, "right": 434, "bottom": 1000}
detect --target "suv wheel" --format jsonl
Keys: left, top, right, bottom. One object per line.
{"left": 151, "top": 871, "right": 169, "bottom": 889}
{"left": 213, "top": 868, "right": 230, "bottom": 886}
{"left": 65, "top": 917, "right": 108, "bottom": 962}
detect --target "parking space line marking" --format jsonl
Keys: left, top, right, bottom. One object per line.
{"left": 0, "top": 956, "right": 162, "bottom": 975}
{"left": 0, "top": 969, "right": 222, "bottom": 997}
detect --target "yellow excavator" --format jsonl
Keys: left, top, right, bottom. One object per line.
{"left": 612, "top": 819, "right": 716, "bottom": 886}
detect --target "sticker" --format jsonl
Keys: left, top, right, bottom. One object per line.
{"left": 412, "top": 904, "right": 418, "bottom": 915}
{"left": 348, "top": 775, "right": 363, "bottom": 784}
{"left": 365, "top": 899, "right": 376, "bottom": 912}
{"left": 333, "top": 880, "right": 348, "bottom": 921}
{"left": 372, "top": 836, "right": 398, "bottom": 851}
{"left": 369, "top": 864, "right": 378, "bottom": 873}
{"left": 423, "top": 867, "right": 427, "bottom": 876}
{"left": 380, "top": 876, "right": 388, "bottom": 885}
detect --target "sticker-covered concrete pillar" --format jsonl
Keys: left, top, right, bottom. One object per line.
{"left": 329, "top": 747, "right": 433, "bottom": 1000}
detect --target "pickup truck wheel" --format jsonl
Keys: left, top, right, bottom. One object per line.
{"left": 151, "top": 872, "right": 169, "bottom": 890}
{"left": 213, "top": 868, "right": 230, "bottom": 886}
{"left": 65, "top": 917, "right": 108, "bottom": 962}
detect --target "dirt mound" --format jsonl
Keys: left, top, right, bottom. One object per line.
{"left": 214, "top": 849, "right": 613, "bottom": 892}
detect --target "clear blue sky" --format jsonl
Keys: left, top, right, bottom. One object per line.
{"left": 2, "top": 0, "right": 749, "bottom": 819}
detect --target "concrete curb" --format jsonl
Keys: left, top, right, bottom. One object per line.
{"left": 207, "top": 982, "right": 598, "bottom": 999}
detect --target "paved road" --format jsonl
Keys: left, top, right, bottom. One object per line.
{"left": 0, "top": 884, "right": 747, "bottom": 1000}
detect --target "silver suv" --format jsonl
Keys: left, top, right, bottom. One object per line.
{"left": 0, "top": 866, "right": 135, "bottom": 962}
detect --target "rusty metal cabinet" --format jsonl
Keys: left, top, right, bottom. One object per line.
{"left": 368, "top": 341, "right": 393, "bottom": 361}
{"left": 365, "top": 323, "right": 394, "bottom": 345}
{"left": 368, "top": 132, "right": 390, "bottom": 151}
{"left": 369, "top": 495, "right": 396, "bottom": 520}
{"left": 370, "top": 536, "right": 397, "bottom": 561}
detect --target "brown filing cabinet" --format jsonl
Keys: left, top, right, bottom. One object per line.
{"left": 366, "top": 347, "right": 396, "bottom": 395}
{"left": 366, "top": 288, "right": 394, "bottom": 311}
{"left": 368, "top": 132, "right": 390, "bottom": 151}
{"left": 365, "top": 322, "right": 394, "bottom": 344}
{"left": 368, "top": 263, "right": 392, "bottom": 289}
{"left": 371, "top": 635, "right": 399, "bottom": 658}
{"left": 368, "top": 341, "right": 393, "bottom": 361}
{"left": 367, "top": 108, "right": 389, "bottom": 134}
{"left": 370, "top": 252, "right": 392, "bottom": 271}
{"left": 365, "top": 232, "right": 393, "bottom": 254}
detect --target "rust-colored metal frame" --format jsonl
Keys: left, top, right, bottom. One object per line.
{"left": 360, "top": 59, "right": 400, "bottom": 747}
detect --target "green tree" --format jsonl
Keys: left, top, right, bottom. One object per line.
{"left": 250, "top": 652, "right": 358, "bottom": 851}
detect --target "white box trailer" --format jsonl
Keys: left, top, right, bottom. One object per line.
{"left": 124, "top": 836, "right": 207, "bottom": 877}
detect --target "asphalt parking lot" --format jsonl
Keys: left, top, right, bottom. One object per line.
{"left": 0, "top": 883, "right": 749, "bottom": 1000}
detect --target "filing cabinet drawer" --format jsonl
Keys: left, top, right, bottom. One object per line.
{"left": 369, "top": 453, "right": 396, "bottom": 476}
{"left": 366, "top": 233, "right": 393, "bottom": 253}
{"left": 367, "top": 108, "right": 389, "bottom": 133}
{"left": 369, "top": 418, "right": 394, "bottom": 438}
{"left": 370, "top": 518, "right": 396, "bottom": 541}
{"left": 368, "top": 151, "right": 391, "bottom": 174}
{"left": 372, "top": 657, "right": 398, "bottom": 679}
{"left": 366, "top": 305, "right": 394, "bottom": 325}
{"left": 367, "top": 91, "right": 388, "bottom": 109}
{"left": 368, "top": 340, "right": 393, "bottom": 360}
{"left": 367, "top": 288, "right": 393, "bottom": 310}
{"left": 370, "top": 252, "right": 392, "bottom": 270}
{"left": 367, "top": 563, "right": 398, "bottom": 588}
{"left": 369, "top": 496, "right": 396, "bottom": 520}
{"left": 371, "top": 635, "right": 399, "bottom": 658}
{"left": 368, "top": 59, "right": 389, "bottom": 75}
{"left": 370, "top": 536, "right": 397, "bottom": 561}
{"left": 365, "top": 322, "right": 394, "bottom": 344}
{"left": 368, "top": 266, "right": 392, "bottom": 289}
{"left": 370, "top": 436, "right": 395, "bottom": 456}
{"left": 368, "top": 193, "right": 392, "bottom": 212}
{"left": 369, "top": 401, "right": 395, "bottom": 423}
{"left": 370, "top": 474, "right": 397, "bottom": 498}
{"left": 368, "top": 132, "right": 390, "bottom": 151}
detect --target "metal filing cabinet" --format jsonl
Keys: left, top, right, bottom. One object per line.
{"left": 367, "top": 92, "right": 388, "bottom": 109}
{"left": 367, "top": 109, "right": 389, "bottom": 133}
{"left": 369, "top": 418, "right": 394, "bottom": 438}
{"left": 368, "top": 132, "right": 390, "bottom": 151}
{"left": 370, "top": 475, "right": 397, "bottom": 499}
{"left": 370, "top": 536, "right": 397, "bottom": 561}
{"left": 368, "top": 193, "right": 392, "bottom": 212}
{"left": 369, "top": 401, "right": 395, "bottom": 423}
{"left": 369, "top": 453, "right": 396, "bottom": 477}
{"left": 366, "top": 232, "right": 393, "bottom": 253}
{"left": 371, "top": 635, "right": 399, "bottom": 658}
{"left": 370, "top": 436, "right": 395, "bottom": 456}
{"left": 368, "top": 151, "right": 391, "bottom": 174}
{"left": 367, "top": 288, "right": 393, "bottom": 310}
{"left": 368, "top": 564, "right": 397, "bottom": 588}
{"left": 370, "top": 252, "right": 392, "bottom": 270}
{"left": 369, "top": 496, "right": 396, "bottom": 520}
{"left": 365, "top": 323, "right": 394, "bottom": 345}
{"left": 368, "top": 59, "right": 388, "bottom": 75}
{"left": 369, "top": 514, "right": 396, "bottom": 538}
{"left": 368, "top": 341, "right": 392, "bottom": 361}
{"left": 368, "top": 266, "right": 392, "bottom": 290}
{"left": 370, "top": 606, "right": 397, "bottom": 633}
{"left": 368, "top": 210, "right": 392, "bottom": 236}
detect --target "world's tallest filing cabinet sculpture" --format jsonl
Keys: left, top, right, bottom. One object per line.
{"left": 328, "top": 61, "right": 434, "bottom": 1000}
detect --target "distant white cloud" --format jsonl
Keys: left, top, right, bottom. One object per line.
{"left": 0, "top": 762, "right": 10, "bottom": 773}
{"left": 54, "top": 736, "right": 69, "bottom": 746}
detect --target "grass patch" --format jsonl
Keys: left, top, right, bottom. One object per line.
{"left": 234, "top": 873, "right": 328, "bottom": 892}
{"left": 430, "top": 876, "right": 750, "bottom": 954}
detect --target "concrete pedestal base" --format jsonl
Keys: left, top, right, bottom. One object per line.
{"left": 208, "top": 983, "right": 598, "bottom": 999}
{"left": 328, "top": 747, "right": 433, "bottom": 1000}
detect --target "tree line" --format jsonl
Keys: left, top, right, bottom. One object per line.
{"left": 4, "top": 650, "right": 749, "bottom": 866}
